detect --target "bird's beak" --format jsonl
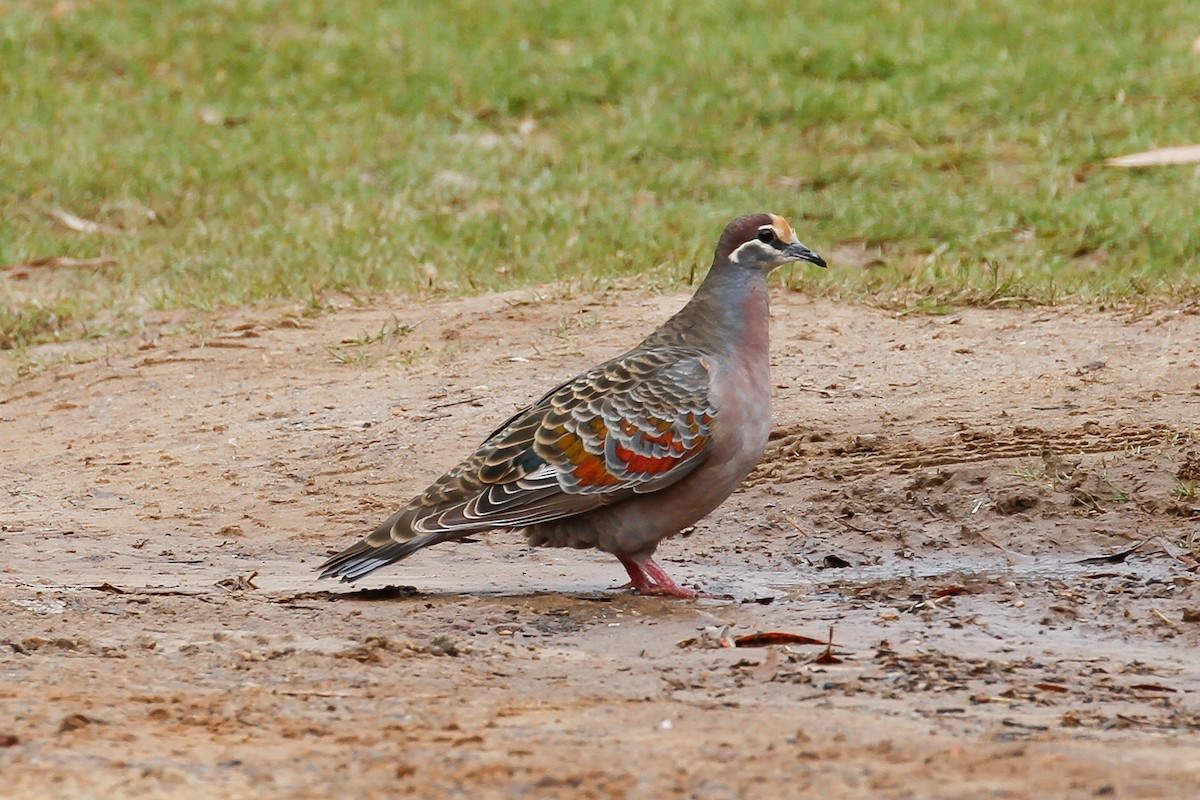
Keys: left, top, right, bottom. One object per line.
{"left": 783, "top": 241, "right": 827, "bottom": 269}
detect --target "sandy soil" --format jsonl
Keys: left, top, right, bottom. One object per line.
{"left": 2, "top": 286, "right": 1199, "bottom": 799}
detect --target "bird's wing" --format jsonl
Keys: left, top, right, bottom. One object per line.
{"left": 407, "top": 346, "right": 716, "bottom": 532}
{"left": 319, "top": 346, "right": 717, "bottom": 581}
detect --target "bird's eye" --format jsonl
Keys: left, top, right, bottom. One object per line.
{"left": 757, "top": 228, "right": 776, "bottom": 244}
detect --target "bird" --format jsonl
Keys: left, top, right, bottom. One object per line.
{"left": 319, "top": 214, "right": 826, "bottom": 597}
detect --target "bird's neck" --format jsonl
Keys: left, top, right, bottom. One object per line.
{"left": 645, "top": 264, "right": 771, "bottom": 359}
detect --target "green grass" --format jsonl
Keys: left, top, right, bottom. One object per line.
{"left": 3, "top": 0, "right": 1199, "bottom": 349}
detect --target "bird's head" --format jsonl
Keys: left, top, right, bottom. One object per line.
{"left": 715, "top": 213, "right": 827, "bottom": 272}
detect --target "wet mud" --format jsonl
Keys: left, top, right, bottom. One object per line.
{"left": 2, "top": 290, "right": 1199, "bottom": 797}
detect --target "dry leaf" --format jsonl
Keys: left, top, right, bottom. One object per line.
{"left": 1105, "top": 145, "right": 1200, "bottom": 167}
{"left": 812, "top": 645, "right": 843, "bottom": 665}
{"left": 1034, "top": 682, "right": 1069, "bottom": 693}
{"left": 734, "top": 631, "right": 828, "bottom": 647}
{"left": 810, "top": 624, "right": 842, "bottom": 664}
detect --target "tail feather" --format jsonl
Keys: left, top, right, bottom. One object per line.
{"left": 318, "top": 531, "right": 455, "bottom": 583}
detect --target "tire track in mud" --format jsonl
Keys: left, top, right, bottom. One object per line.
{"left": 750, "top": 421, "right": 1183, "bottom": 485}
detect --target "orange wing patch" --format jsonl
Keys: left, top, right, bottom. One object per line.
{"left": 552, "top": 412, "right": 711, "bottom": 489}
{"left": 613, "top": 442, "right": 685, "bottom": 476}
{"left": 573, "top": 453, "right": 622, "bottom": 487}
{"left": 555, "top": 424, "right": 621, "bottom": 488}
{"left": 609, "top": 414, "right": 711, "bottom": 480}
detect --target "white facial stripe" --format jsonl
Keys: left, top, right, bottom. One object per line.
{"left": 729, "top": 239, "right": 775, "bottom": 264}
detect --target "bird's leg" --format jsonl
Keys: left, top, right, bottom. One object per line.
{"left": 614, "top": 554, "right": 658, "bottom": 593}
{"left": 614, "top": 554, "right": 700, "bottom": 599}
{"left": 640, "top": 557, "right": 701, "bottom": 599}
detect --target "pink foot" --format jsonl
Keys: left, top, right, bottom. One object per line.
{"left": 630, "top": 583, "right": 701, "bottom": 599}
{"left": 614, "top": 555, "right": 657, "bottom": 593}
{"left": 615, "top": 555, "right": 708, "bottom": 599}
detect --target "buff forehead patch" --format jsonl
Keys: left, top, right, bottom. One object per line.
{"left": 766, "top": 214, "right": 797, "bottom": 243}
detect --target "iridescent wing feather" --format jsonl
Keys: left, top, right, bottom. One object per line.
{"left": 319, "top": 346, "right": 717, "bottom": 580}
{"left": 412, "top": 346, "right": 714, "bottom": 532}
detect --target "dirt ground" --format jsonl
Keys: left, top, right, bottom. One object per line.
{"left": 2, "top": 285, "right": 1199, "bottom": 799}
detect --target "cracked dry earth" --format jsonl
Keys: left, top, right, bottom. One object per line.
{"left": 2, "top": 287, "right": 1200, "bottom": 799}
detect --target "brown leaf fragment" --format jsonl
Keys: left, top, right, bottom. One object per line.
{"left": 810, "top": 625, "right": 842, "bottom": 664}
{"left": 735, "top": 631, "right": 828, "bottom": 647}
{"left": 0, "top": 734, "right": 18, "bottom": 747}
{"left": 1129, "top": 683, "right": 1177, "bottom": 693}
{"left": 812, "top": 645, "right": 843, "bottom": 665}
{"left": 1034, "top": 682, "right": 1069, "bottom": 693}
{"left": 932, "top": 585, "right": 969, "bottom": 598}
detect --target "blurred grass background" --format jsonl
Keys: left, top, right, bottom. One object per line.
{"left": 2, "top": 0, "right": 1199, "bottom": 349}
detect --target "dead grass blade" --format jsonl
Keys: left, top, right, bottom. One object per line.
{"left": 44, "top": 207, "right": 119, "bottom": 234}
{"left": 1105, "top": 145, "right": 1200, "bottom": 167}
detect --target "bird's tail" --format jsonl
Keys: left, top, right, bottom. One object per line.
{"left": 317, "top": 509, "right": 458, "bottom": 583}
